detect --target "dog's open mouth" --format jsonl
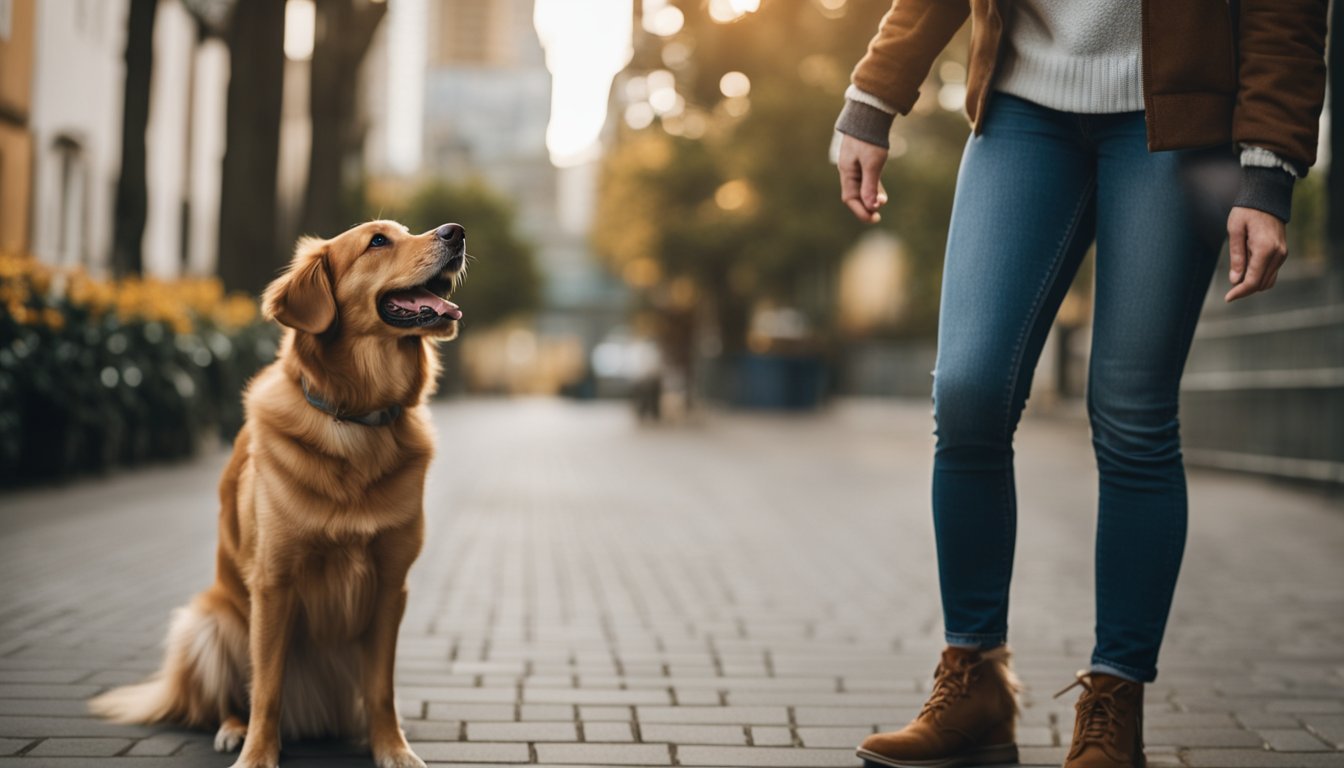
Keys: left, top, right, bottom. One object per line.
{"left": 378, "top": 276, "right": 461, "bottom": 328}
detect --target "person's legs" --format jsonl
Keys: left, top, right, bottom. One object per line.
{"left": 933, "top": 94, "right": 1096, "bottom": 649}
{"left": 1086, "top": 112, "right": 1223, "bottom": 683}
{"left": 861, "top": 93, "right": 1101, "bottom": 768}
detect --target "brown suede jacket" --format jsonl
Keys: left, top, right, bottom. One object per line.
{"left": 836, "top": 0, "right": 1328, "bottom": 220}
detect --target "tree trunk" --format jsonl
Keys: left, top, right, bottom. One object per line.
{"left": 300, "top": 0, "right": 386, "bottom": 239}
{"left": 111, "top": 0, "right": 158, "bottom": 276}
{"left": 217, "top": 0, "right": 287, "bottom": 294}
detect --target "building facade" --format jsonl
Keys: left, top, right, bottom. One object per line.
{"left": 23, "top": 0, "right": 228, "bottom": 278}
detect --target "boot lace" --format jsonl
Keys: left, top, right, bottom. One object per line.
{"left": 1055, "top": 671, "right": 1125, "bottom": 750}
{"left": 918, "top": 659, "right": 978, "bottom": 722}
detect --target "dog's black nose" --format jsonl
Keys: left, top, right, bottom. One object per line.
{"left": 436, "top": 223, "right": 465, "bottom": 244}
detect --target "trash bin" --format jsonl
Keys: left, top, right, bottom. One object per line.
{"left": 735, "top": 353, "right": 827, "bottom": 410}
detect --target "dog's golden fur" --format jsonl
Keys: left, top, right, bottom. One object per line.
{"left": 90, "top": 221, "right": 465, "bottom": 768}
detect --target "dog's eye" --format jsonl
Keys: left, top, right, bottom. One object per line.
{"left": 369, "top": 233, "right": 390, "bottom": 248}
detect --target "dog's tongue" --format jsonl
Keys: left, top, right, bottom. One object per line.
{"left": 387, "top": 287, "right": 462, "bottom": 319}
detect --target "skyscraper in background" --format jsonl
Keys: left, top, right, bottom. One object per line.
{"left": 392, "top": 0, "right": 627, "bottom": 390}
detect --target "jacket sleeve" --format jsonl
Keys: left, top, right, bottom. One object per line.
{"left": 1231, "top": 0, "right": 1328, "bottom": 172}
{"left": 851, "top": 0, "right": 971, "bottom": 116}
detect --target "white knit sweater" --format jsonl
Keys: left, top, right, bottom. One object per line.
{"left": 846, "top": 0, "right": 1300, "bottom": 178}
{"left": 993, "top": 0, "right": 1144, "bottom": 114}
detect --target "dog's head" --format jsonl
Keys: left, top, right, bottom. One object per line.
{"left": 263, "top": 220, "right": 467, "bottom": 340}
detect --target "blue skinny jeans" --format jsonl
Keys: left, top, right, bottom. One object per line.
{"left": 932, "top": 93, "right": 1224, "bottom": 683}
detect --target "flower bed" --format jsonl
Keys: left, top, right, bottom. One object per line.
{"left": 0, "top": 254, "right": 278, "bottom": 486}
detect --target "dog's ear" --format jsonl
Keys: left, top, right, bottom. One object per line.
{"left": 263, "top": 237, "right": 336, "bottom": 334}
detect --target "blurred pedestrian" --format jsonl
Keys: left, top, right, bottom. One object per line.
{"left": 835, "top": 2, "right": 1327, "bottom": 767}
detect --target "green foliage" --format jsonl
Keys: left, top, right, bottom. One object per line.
{"left": 0, "top": 262, "right": 277, "bottom": 487}
{"left": 593, "top": 0, "right": 970, "bottom": 346}
{"left": 1288, "top": 171, "right": 1328, "bottom": 267}
{"left": 388, "top": 180, "right": 543, "bottom": 328}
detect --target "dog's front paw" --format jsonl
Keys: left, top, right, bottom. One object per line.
{"left": 214, "top": 719, "right": 247, "bottom": 752}
{"left": 374, "top": 746, "right": 426, "bottom": 768}
{"left": 229, "top": 743, "right": 279, "bottom": 768}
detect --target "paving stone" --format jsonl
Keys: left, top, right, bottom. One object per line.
{"left": 2, "top": 400, "right": 1342, "bottom": 768}
{"left": 639, "top": 724, "right": 746, "bottom": 745}
{"left": 1145, "top": 728, "right": 1265, "bottom": 748}
{"left": 534, "top": 742, "right": 671, "bottom": 765}
{"left": 1232, "top": 712, "right": 1302, "bottom": 729}
{"left": 407, "top": 687, "right": 517, "bottom": 704}
{"left": 728, "top": 691, "right": 916, "bottom": 706}
{"left": 467, "top": 722, "right": 577, "bottom": 742}
{"left": 1301, "top": 714, "right": 1344, "bottom": 748}
{"left": 577, "top": 706, "right": 633, "bottom": 722}
{"left": 636, "top": 706, "right": 790, "bottom": 725}
{"left": 409, "top": 742, "right": 530, "bottom": 762}
{"left": 1016, "top": 725, "right": 1056, "bottom": 747}
{"left": 403, "top": 720, "right": 464, "bottom": 740}
{"left": 580, "top": 722, "right": 634, "bottom": 742}
{"left": 0, "top": 686, "right": 102, "bottom": 701}
{"left": 1257, "top": 728, "right": 1335, "bottom": 751}
{"left": 524, "top": 688, "right": 669, "bottom": 705}
{"left": 1147, "top": 712, "right": 1240, "bottom": 728}
{"left": 673, "top": 689, "right": 723, "bottom": 706}
{"left": 1266, "top": 699, "right": 1344, "bottom": 714}
{"left": 1183, "top": 749, "right": 1344, "bottom": 767}
{"left": 0, "top": 741, "right": 32, "bottom": 757}
{"left": 795, "top": 726, "right": 870, "bottom": 748}
{"left": 0, "top": 761, "right": 226, "bottom": 768}
{"left": 794, "top": 706, "right": 908, "bottom": 727}
{"left": 519, "top": 705, "right": 576, "bottom": 722}
{"left": 425, "top": 704, "right": 515, "bottom": 722}
{"left": 1017, "top": 746, "right": 1068, "bottom": 765}
{"left": 676, "top": 745, "right": 856, "bottom": 766}
{"left": 0, "top": 699, "right": 93, "bottom": 717}
{"left": 124, "top": 733, "right": 196, "bottom": 756}
{"left": 0, "top": 671, "right": 92, "bottom": 685}
{"left": 747, "top": 725, "right": 793, "bottom": 746}
{"left": 0, "top": 716, "right": 155, "bottom": 739}
{"left": 25, "top": 738, "right": 132, "bottom": 757}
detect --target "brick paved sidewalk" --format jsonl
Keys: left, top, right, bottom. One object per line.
{"left": 1, "top": 399, "right": 1341, "bottom": 767}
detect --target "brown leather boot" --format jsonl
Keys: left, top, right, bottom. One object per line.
{"left": 856, "top": 646, "right": 1020, "bottom": 768}
{"left": 1056, "top": 671, "right": 1145, "bottom": 768}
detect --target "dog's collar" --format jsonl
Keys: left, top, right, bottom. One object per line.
{"left": 300, "top": 377, "right": 403, "bottom": 427}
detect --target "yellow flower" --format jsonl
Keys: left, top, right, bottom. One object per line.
{"left": 6, "top": 302, "right": 32, "bottom": 326}
{"left": 0, "top": 254, "right": 264, "bottom": 336}
{"left": 43, "top": 307, "right": 65, "bottom": 331}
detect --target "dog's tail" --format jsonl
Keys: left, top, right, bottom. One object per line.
{"left": 89, "top": 595, "right": 248, "bottom": 728}
{"left": 88, "top": 677, "right": 175, "bottom": 724}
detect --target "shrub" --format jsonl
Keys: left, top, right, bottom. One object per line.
{"left": 0, "top": 254, "right": 277, "bottom": 487}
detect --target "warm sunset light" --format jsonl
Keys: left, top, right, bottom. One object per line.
{"left": 283, "top": 0, "right": 315, "bottom": 61}
{"left": 534, "top": 0, "right": 634, "bottom": 167}
{"left": 709, "top": 0, "right": 762, "bottom": 23}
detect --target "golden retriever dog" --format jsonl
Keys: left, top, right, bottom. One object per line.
{"left": 90, "top": 220, "right": 468, "bottom": 768}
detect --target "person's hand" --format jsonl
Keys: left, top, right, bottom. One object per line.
{"left": 838, "top": 134, "right": 889, "bottom": 224}
{"left": 1225, "top": 206, "right": 1288, "bottom": 302}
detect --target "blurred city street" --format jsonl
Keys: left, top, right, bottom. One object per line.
{"left": 0, "top": 398, "right": 1341, "bottom": 767}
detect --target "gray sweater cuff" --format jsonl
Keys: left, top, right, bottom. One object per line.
{"left": 1232, "top": 166, "right": 1295, "bottom": 223}
{"left": 835, "top": 99, "right": 895, "bottom": 149}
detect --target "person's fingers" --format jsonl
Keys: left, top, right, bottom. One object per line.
{"left": 1226, "top": 239, "right": 1272, "bottom": 302}
{"left": 837, "top": 135, "right": 888, "bottom": 223}
{"left": 1226, "top": 212, "right": 1248, "bottom": 287}
{"left": 845, "top": 196, "right": 877, "bottom": 222}
{"left": 838, "top": 157, "right": 873, "bottom": 222}
{"left": 1263, "top": 241, "right": 1289, "bottom": 292}
{"left": 859, "top": 155, "right": 884, "bottom": 211}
